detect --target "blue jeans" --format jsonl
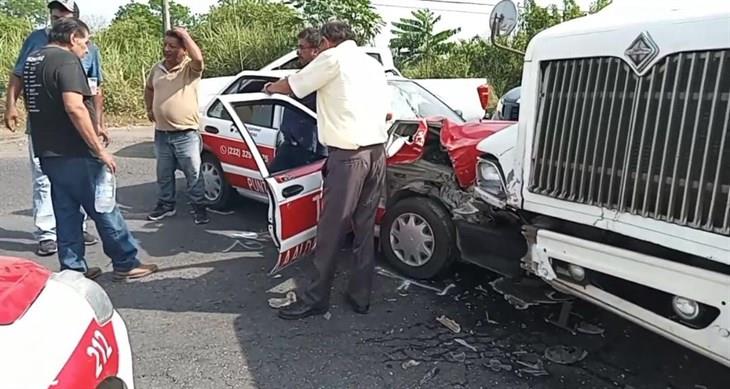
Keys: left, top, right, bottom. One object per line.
{"left": 40, "top": 157, "right": 141, "bottom": 272}
{"left": 154, "top": 130, "right": 205, "bottom": 207}
{"left": 28, "top": 135, "right": 88, "bottom": 242}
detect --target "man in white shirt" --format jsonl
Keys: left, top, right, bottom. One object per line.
{"left": 264, "top": 21, "right": 390, "bottom": 320}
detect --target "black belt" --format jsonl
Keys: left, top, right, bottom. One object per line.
{"left": 328, "top": 143, "right": 384, "bottom": 153}
{"left": 156, "top": 128, "right": 196, "bottom": 134}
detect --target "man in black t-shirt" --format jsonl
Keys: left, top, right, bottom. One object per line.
{"left": 23, "top": 18, "right": 158, "bottom": 281}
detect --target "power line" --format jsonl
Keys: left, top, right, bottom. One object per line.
{"left": 372, "top": 2, "right": 493, "bottom": 15}
{"left": 411, "top": 0, "right": 498, "bottom": 6}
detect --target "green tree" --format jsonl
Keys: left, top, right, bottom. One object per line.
{"left": 390, "top": 9, "right": 460, "bottom": 68}
{"left": 194, "top": 0, "right": 302, "bottom": 77}
{"left": 0, "top": 0, "right": 46, "bottom": 26}
{"left": 112, "top": 0, "right": 194, "bottom": 35}
{"left": 590, "top": 0, "right": 613, "bottom": 13}
{"left": 286, "top": 0, "right": 384, "bottom": 45}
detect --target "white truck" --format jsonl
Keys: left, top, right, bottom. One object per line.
{"left": 475, "top": 0, "right": 730, "bottom": 366}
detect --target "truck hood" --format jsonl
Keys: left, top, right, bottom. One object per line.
{"left": 439, "top": 119, "right": 514, "bottom": 188}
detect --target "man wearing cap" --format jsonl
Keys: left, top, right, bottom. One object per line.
{"left": 3, "top": 0, "right": 105, "bottom": 257}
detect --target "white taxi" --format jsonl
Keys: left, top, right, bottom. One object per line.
{"left": 0, "top": 256, "right": 134, "bottom": 389}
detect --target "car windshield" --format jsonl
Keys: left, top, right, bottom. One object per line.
{"left": 388, "top": 80, "right": 465, "bottom": 124}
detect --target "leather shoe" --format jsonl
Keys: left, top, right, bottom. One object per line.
{"left": 277, "top": 301, "right": 328, "bottom": 320}
{"left": 345, "top": 294, "right": 369, "bottom": 315}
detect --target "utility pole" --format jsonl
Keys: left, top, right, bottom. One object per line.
{"left": 162, "top": 0, "right": 171, "bottom": 33}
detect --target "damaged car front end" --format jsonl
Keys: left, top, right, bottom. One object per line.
{"left": 379, "top": 117, "right": 525, "bottom": 280}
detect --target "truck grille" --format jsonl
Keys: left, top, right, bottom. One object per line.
{"left": 529, "top": 50, "right": 730, "bottom": 236}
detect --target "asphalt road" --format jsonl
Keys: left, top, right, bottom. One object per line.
{"left": 0, "top": 128, "right": 728, "bottom": 389}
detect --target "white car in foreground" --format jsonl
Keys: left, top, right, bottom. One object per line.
{"left": 0, "top": 256, "right": 134, "bottom": 389}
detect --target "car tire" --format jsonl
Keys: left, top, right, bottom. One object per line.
{"left": 201, "top": 152, "right": 233, "bottom": 210}
{"left": 380, "top": 197, "right": 457, "bottom": 280}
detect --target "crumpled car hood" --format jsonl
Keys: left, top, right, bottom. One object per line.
{"left": 438, "top": 119, "right": 515, "bottom": 188}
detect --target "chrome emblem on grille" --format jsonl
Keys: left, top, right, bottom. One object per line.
{"left": 625, "top": 32, "right": 659, "bottom": 73}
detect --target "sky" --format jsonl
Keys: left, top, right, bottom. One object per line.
{"left": 75, "top": 0, "right": 595, "bottom": 47}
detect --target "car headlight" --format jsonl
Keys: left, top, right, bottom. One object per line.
{"left": 476, "top": 158, "right": 507, "bottom": 208}
{"left": 51, "top": 270, "right": 114, "bottom": 324}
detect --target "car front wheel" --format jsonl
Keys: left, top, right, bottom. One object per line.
{"left": 201, "top": 152, "right": 233, "bottom": 210}
{"left": 380, "top": 197, "right": 457, "bottom": 279}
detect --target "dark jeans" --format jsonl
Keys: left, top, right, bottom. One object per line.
{"left": 40, "top": 157, "right": 141, "bottom": 272}
{"left": 154, "top": 130, "right": 205, "bottom": 207}
{"left": 300, "top": 144, "right": 386, "bottom": 308}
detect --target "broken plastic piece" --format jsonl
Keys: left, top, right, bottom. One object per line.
{"left": 576, "top": 321, "right": 605, "bottom": 336}
{"left": 397, "top": 280, "right": 411, "bottom": 296}
{"left": 475, "top": 285, "right": 489, "bottom": 295}
{"left": 447, "top": 351, "right": 467, "bottom": 363}
{"left": 376, "top": 266, "right": 455, "bottom": 295}
{"left": 436, "top": 315, "right": 461, "bottom": 334}
{"left": 455, "top": 339, "right": 478, "bottom": 352}
{"left": 486, "top": 358, "right": 512, "bottom": 372}
{"left": 268, "top": 291, "right": 296, "bottom": 309}
{"left": 401, "top": 360, "right": 421, "bottom": 370}
{"left": 485, "top": 311, "right": 499, "bottom": 325}
{"left": 437, "top": 283, "right": 456, "bottom": 296}
{"left": 544, "top": 345, "right": 588, "bottom": 365}
{"left": 419, "top": 367, "right": 440, "bottom": 386}
{"left": 323, "top": 312, "right": 332, "bottom": 321}
{"left": 490, "top": 277, "right": 559, "bottom": 310}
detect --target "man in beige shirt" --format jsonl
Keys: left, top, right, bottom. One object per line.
{"left": 144, "top": 27, "right": 209, "bottom": 225}
{"left": 264, "top": 21, "right": 390, "bottom": 320}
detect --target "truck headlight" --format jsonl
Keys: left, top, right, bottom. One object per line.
{"left": 476, "top": 158, "right": 507, "bottom": 208}
{"left": 51, "top": 270, "right": 114, "bottom": 324}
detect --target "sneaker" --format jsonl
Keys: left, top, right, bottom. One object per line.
{"left": 84, "top": 267, "right": 102, "bottom": 280}
{"left": 83, "top": 232, "right": 99, "bottom": 246}
{"left": 113, "top": 263, "right": 159, "bottom": 281}
{"left": 193, "top": 206, "right": 210, "bottom": 225}
{"left": 148, "top": 204, "right": 176, "bottom": 221}
{"left": 37, "top": 240, "right": 58, "bottom": 256}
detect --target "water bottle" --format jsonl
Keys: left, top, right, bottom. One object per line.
{"left": 95, "top": 166, "right": 116, "bottom": 213}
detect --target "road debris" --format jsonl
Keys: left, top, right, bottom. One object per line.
{"left": 324, "top": 312, "right": 332, "bottom": 321}
{"left": 222, "top": 240, "right": 264, "bottom": 252}
{"left": 475, "top": 285, "right": 490, "bottom": 295}
{"left": 397, "top": 281, "right": 411, "bottom": 296}
{"left": 513, "top": 352, "right": 550, "bottom": 377}
{"left": 419, "top": 367, "right": 440, "bottom": 386}
{"left": 544, "top": 345, "right": 588, "bottom": 365}
{"left": 401, "top": 360, "right": 421, "bottom": 370}
{"left": 485, "top": 311, "right": 499, "bottom": 325}
{"left": 437, "top": 283, "right": 456, "bottom": 296}
{"left": 207, "top": 208, "right": 236, "bottom": 216}
{"left": 576, "top": 321, "right": 606, "bottom": 336}
{"left": 436, "top": 315, "right": 461, "bottom": 334}
{"left": 268, "top": 291, "right": 296, "bottom": 309}
{"left": 455, "top": 339, "right": 478, "bottom": 352}
{"left": 486, "top": 358, "right": 512, "bottom": 372}
{"left": 447, "top": 351, "right": 467, "bottom": 363}
{"left": 267, "top": 278, "right": 298, "bottom": 294}
{"left": 490, "top": 277, "right": 559, "bottom": 310}
{"left": 376, "top": 267, "right": 455, "bottom": 296}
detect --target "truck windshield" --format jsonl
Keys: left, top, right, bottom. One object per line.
{"left": 388, "top": 80, "right": 466, "bottom": 124}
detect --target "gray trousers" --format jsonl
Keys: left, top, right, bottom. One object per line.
{"left": 300, "top": 144, "right": 386, "bottom": 308}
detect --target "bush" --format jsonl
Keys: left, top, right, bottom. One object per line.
{"left": 0, "top": 15, "right": 32, "bottom": 96}
{"left": 94, "top": 19, "right": 161, "bottom": 120}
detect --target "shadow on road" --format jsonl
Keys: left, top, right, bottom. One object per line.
{"left": 115, "top": 141, "right": 156, "bottom": 159}
{"left": 0, "top": 226, "right": 37, "bottom": 253}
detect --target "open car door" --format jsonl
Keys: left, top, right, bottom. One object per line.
{"left": 217, "top": 93, "right": 323, "bottom": 274}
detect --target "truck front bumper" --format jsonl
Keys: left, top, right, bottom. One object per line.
{"left": 525, "top": 228, "right": 730, "bottom": 367}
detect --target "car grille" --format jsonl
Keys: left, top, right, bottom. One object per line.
{"left": 529, "top": 50, "right": 730, "bottom": 236}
